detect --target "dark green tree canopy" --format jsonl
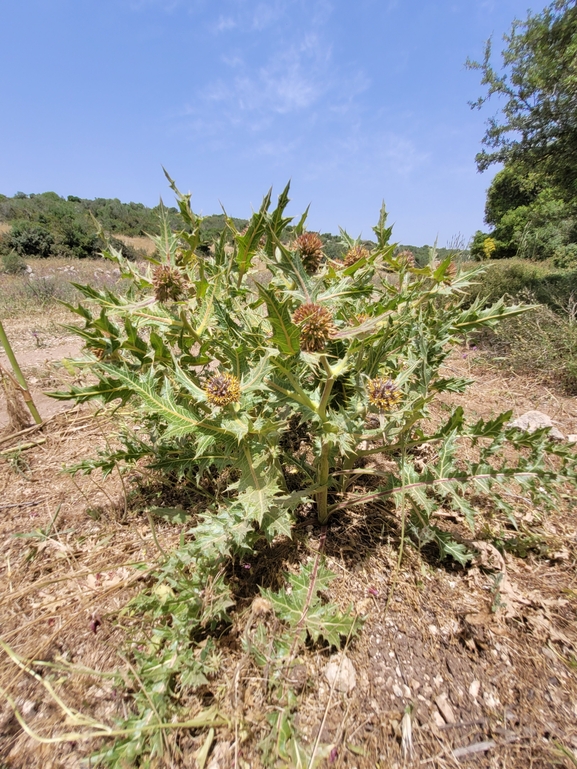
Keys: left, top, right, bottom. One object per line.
{"left": 468, "top": 0, "right": 577, "bottom": 197}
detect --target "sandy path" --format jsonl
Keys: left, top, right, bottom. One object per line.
{"left": 0, "top": 330, "right": 84, "bottom": 430}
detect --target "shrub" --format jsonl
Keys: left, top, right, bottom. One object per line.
{"left": 553, "top": 243, "right": 577, "bottom": 269}
{"left": 1, "top": 250, "right": 27, "bottom": 274}
{"left": 464, "top": 259, "right": 577, "bottom": 313}
{"left": 54, "top": 177, "right": 577, "bottom": 568}
{"left": 6, "top": 221, "right": 54, "bottom": 258}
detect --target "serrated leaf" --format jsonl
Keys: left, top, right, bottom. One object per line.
{"left": 148, "top": 507, "right": 190, "bottom": 523}
{"left": 234, "top": 190, "right": 271, "bottom": 280}
{"left": 431, "top": 528, "right": 473, "bottom": 565}
{"left": 261, "top": 561, "right": 359, "bottom": 647}
{"left": 256, "top": 283, "right": 300, "bottom": 355}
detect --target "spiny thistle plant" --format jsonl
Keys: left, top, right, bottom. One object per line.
{"left": 56, "top": 174, "right": 577, "bottom": 565}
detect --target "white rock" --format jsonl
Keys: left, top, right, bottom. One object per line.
{"left": 567, "top": 434, "right": 577, "bottom": 444}
{"left": 469, "top": 679, "right": 480, "bottom": 699}
{"left": 324, "top": 654, "right": 357, "bottom": 693}
{"left": 435, "top": 693, "right": 456, "bottom": 724}
{"left": 509, "top": 410, "right": 564, "bottom": 441}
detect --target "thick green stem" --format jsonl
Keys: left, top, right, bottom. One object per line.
{"left": 0, "top": 322, "right": 42, "bottom": 425}
{"left": 315, "top": 355, "right": 338, "bottom": 523}
{"left": 317, "top": 355, "right": 335, "bottom": 420}
{"left": 315, "top": 442, "right": 330, "bottom": 524}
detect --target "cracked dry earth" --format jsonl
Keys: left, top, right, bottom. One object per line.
{"left": 0, "top": 319, "right": 576, "bottom": 768}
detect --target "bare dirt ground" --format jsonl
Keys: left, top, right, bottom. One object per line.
{"left": 0, "top": 319, "right": 576, "bottom": 768}
{"left": 0, "top": 313, "right": 83, "bottom": 428}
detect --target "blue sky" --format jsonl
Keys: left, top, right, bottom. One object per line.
{"left": 0, "top": 0, "right": 549, "bottom": 245}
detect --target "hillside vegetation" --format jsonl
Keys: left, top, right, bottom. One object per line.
{"left": 0, "top": 190, "right": 461, "bottom": 268}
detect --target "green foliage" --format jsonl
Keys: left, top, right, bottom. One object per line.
{"left": 55, "top": 178, "right": 577, "bottom": 564}
{"left": 464, "top": 259, "right": 577, "bottom": 392}
{"left": 261, "top": 560, "right": 357, "bottom": 647}
{"left": 553, "top": 243, "right": 577, "bottom": 269}
{"left": 468, "top": 2, "right": 577, "bottom": 261}
{"left": 467, "top": 0, "right": 577, "bottom": 194}
{"left": 250, "top": 559, "right": 360, "bottom": 767}
{"left": 89, "top": 528, "right": 232, "bottom": 767}
{"left": 1, "top": 250, "right": 27, "bottom": 274}
{"left": 4, "top": 221, "right": 54, "bottom": 258}
{"left": 0, "top": 191, "right": 247, "bottom": 260}
{"left": 482, "top": 170, "right": 577, "bottom": 261}
{"left": 464, "top": 259, "right": 577, "bottom": 311}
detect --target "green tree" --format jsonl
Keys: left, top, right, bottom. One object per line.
{"left": 468, "top": 0, "right": 577, "bottom": 197}
{"left": 468, "top": 1, "right": 577, "bottom": 262}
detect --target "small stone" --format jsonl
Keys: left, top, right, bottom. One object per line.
{"left": 469, "top": 680, "right": 480, "bottom": 699}
{"left": 324, "top": 654, "right": 357, "bottom": 693}
{"left": 21, "top": 700, "right": 36, "bottom": 716}
{"left": 509, "top": 410, "right": 564, "bottom": 441}
{"left": 392, "top": 683, "right": 403, "bottom": 698}
{"left": 432, "top": 710, "right": 446, "bottom": 728}
{"left": 567, "top": 434, "right": 577, "bottom": 443}
{"left": 435, "top": 693, "right": 456, "bottom": 724}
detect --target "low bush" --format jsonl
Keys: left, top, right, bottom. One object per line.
{"left": 1, "top": 250, "right": 27, "bottom": 274}
{"left": 465, "top": 258, "right": 577, "bottom": 313}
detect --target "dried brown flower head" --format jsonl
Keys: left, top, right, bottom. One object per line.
{"left": 204, "top": 372, "right": 241, "bottom": 407}
{"left": 443, "top": 261, "right": 457, "bottom": 283}
{"left": 344, "top": 245, "right": 370, "bottom": 268}
{"left": 152, "top": 265, "right": 189, "bottom": 303}
{"left": 367, "top": 377, "right": 402, "bottom": 411}
{"left": 294, "top": 232, "right": 324, "bottom": 274}
{"left": 397, "top": 250, "right": 415, "bottom": 267}
{"left": 292, "top": 303, "right": 335, "bottom": 352}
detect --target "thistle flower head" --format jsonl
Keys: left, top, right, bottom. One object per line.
{"left": 292, "top": 303, "right": 335, "bottom": 352}
{"left": 294, "top": 232, "right": 324, "bottom": 274}
{"left": 443, "top": 261, "right": 457, "bottom": 283}
{"left": 367, "top": 377, "right": 402, "bottom": 411}
{"left": 204, "top": 372, "right": 241, "bottom": 407}
{"left": 344, "top": 245, "right": 370, "bottom": 268}
{"left": 152, "top": 265, "right": 189, "bottom": 303}
{"left": 397, "top": 250, "right": 415, "bottom": 268}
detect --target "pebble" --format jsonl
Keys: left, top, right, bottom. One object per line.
{"left": 435, "top": 693, "right": 456, "bottom": 724}
{"left": 324, "top": 654, "right": 357, "bottom": 693}
{"left": 469, "top": 679, "right": 480, "bottom": 699}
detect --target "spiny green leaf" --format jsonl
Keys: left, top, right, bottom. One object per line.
{"left": 256, "top": 283, "right": 300, "bottom": 355}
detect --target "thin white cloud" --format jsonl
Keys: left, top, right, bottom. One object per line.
{"left": 214, "top": 15, "right": 236, "bottom": 32}
{"left": 380, "top": 134, "right": 430, "bottom": 176}
{"left": 251, "top": 1, "right": 285, "bottom": 31}
{"left": 199, "top": 34, "right": 332, "bottom": 117}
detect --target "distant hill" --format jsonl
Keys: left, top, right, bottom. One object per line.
{"left": 0, "top": 191, "right": 248, "bottom": 260}
{"left": 0, "top": 191, "right": 467, "bottom": 263}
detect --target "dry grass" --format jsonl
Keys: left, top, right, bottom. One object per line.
{"left": 0, "top": 257, "right": 131, "bottom": 321}
{"left": 114, "top": 234, "right": 155, "bottom": 255}
{"left": 0, "top": 349, "right": 576, "bottom": 767}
